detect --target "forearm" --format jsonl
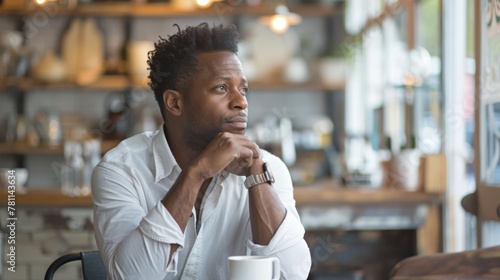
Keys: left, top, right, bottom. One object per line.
{"left": 161, "top": 166, "right": 207, "bottom": 259}
{"left": 245, "top": 156, "right": 286, "bottom": 244}
{"left": 248, "top": 183, "right": 286, "bottom": 245}
{"left": 95, "top": 201, "right": 187, "bottom": 279}
{"left": 92, "top": 164, "right": 199, "bottom": 277}
{"left": 161, "top": 167, "right": 206, "bottom": 231}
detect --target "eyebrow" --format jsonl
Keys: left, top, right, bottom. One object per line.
{"left": 214, "top": 76, "right": 248, "bottom": 85}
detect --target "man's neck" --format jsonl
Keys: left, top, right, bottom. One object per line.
{"left": 163, "top": 124, "right": 199, "bottom": 170}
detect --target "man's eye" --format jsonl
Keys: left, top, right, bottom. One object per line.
{"left": 240, "top": 87, "right": 249, "bottom": 95}
{"left": 217, "top": 85, "right": 227, "bottom": 91}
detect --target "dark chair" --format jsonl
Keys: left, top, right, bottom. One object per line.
{"left": 390, "top": 192, "right": 500, "bottom": 279}
{"left": 389, "top": 245, "right": 500, "bottom": 279}
{"left": 44, "top": 250, "right": 107, "bottom": 280}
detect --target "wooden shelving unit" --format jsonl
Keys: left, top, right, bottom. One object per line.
{"left": 0, "top": 1, "right": 346, "bottom": 95}
{"left": 0, "top": 140, "right": 120, "bottom": 156}
{"left": 0, "top": 2, "right": 342, "bottom": 17}
{"left": 0, "top": 75, "right": 131, "bottom": 92}
{"left": 0, "top": 1, "right": 346, "bottom": 191}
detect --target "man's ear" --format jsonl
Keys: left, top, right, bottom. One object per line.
{"left": 163, "top": 90, "right": 183, "bottom": 117}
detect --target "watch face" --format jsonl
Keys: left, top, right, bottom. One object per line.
{"left": 263, "top": 162, "right": 275, "bottom": 183}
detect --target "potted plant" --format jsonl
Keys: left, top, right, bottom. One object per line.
{"left": 318, "top": 38, "right": 358, "bottom": 88}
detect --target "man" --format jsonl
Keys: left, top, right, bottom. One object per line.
{"left": 92, "top": 22, "right": 311, "bottom": 280}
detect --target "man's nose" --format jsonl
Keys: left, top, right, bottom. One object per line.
{"left": 230, "top": 89, "right": 248, "bottom": 110}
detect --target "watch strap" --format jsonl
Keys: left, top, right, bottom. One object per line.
{"left": 244, "top": 162, "right": 275, "bottom": 189}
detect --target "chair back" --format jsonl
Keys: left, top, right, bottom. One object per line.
{"left": 44, "top": 250, "right": 107, "bottom": 280}
{"left": 390, "top": 193, "right": 500, "bottom": 279}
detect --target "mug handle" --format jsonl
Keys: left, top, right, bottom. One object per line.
{"left": 271, "top": 257, "right": 280, "bottom": 280}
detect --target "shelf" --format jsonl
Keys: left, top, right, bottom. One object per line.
{"left": 0, "top": 188, "right": 92, "bottom": 207}
{"left": 250, "top": 80, "right": 345, "bottom": 91}
{"left": 0, "top": 178, "right": 441, "bottom": 208}
{"left": 0, "top": 75, "right": 132, "bottom": 92}
{"left": 0, "top": 3, "right": 342, "bottom": 17}
{"left": 0, "top": 143, "right": 63, "bottom": 155}
{"left": 0, "top": 140, "right": 120, "bottom": 156}
{"left": 0, "top": 76, "right": 345, "bottom": 92}
{"left": 295, "top": 179, "right": 443, "bottom": 207}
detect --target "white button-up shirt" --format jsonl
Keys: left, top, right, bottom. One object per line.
{"left": 92, "top": 129, "right": 311, "bottom": 280}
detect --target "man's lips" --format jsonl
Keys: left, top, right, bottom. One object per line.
{"left": 226, "top": 116, "right": 248, "bottom": 129}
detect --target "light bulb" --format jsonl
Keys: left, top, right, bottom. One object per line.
{"left": 195, "top": 0, "right": 213, "bottom": 8}
{"left": 270, "top": 15, "right": 289, "bottom": 33}
{"left": 35, "top": 0, "right": 47, "bottom": 4}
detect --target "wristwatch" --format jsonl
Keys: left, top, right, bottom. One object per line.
{"left": 244, "top": 162, "right": 275, "bottom": 189}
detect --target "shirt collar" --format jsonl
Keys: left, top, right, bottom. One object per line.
{"left": 151, "top": 124, "right": 232, "bottom": 184}
{"left": 152, "top": 124, "right": 179, "bottom": 183}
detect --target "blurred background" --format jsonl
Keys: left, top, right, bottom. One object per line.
{"left": 1, "top": 0, "right": 499, "bottom": 279}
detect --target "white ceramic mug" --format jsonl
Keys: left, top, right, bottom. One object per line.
{"left": 228, "top": 256, "right": 280, "bottom": 280}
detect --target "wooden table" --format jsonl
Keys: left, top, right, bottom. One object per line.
{"left": 295, "top": 179, "right": 443, "bottom": 255}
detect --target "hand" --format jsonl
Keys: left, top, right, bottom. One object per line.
{"left": 191, "top": 132, "right": 260, "bottom": 179}
{"left": 225, "top": 156, "right": 264, "bottom": 176}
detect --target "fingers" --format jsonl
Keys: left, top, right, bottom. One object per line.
{"left": 217, "top": 132, "right": 260, "bottom": 159}
{"left": 213, "top": 132, "right": 260, "bottom": 175}
{"left": 222, "top": 137, "right": 259, "bottom": 166}
{"left": 191, "top": 133, "right": 260, "bottom": 179}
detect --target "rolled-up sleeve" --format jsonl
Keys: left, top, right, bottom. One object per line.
{"left": 246, "top": 210, "right": 311, "bottom": 280}
{"left": 92, "top": 163, "right": 183, "bottom": 279}
{"left": 246, "top": 153, "right": 312, "bottom": 280}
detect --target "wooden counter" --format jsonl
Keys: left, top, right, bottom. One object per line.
{"left": 294, "top": 179, "right": 442, "bottom": 206}
{"left": 295, "top": 179, "right": 443, "bottom": 254}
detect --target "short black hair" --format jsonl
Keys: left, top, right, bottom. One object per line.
{"left": 147, "top": 23, "right": 240, "bottom": 116}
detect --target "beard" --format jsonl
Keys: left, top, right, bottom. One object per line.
{"left": 181, "top": 110, "right": 247, "bottom": 153}
{"left": 182, "top": 117, "right": 224, "bottom": 153}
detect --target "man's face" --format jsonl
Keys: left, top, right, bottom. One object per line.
{"left": 181, "top": 51, "right": 249, "bottom": 150}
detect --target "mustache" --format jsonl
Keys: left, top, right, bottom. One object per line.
{"left": 224, "top": 112, "right": 248, "bottom": 122}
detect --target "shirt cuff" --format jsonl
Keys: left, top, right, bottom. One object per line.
{"left": 246, "top": 209, "right": 305, "bottom": 255}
